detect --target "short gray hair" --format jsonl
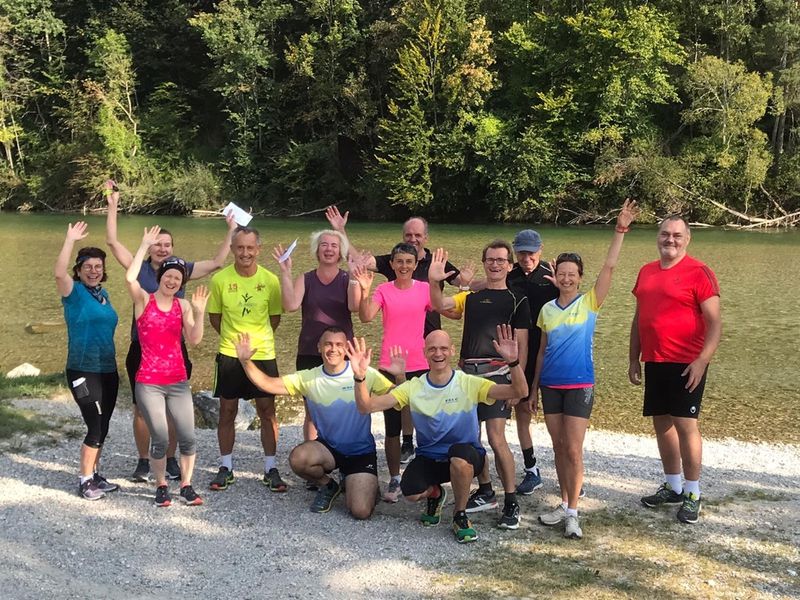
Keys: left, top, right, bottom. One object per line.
{"left": 233, "top": 226, "right": 261, "bottom": 245}
{"left": 309, "top": 229, "right": 348, "bottom": 262}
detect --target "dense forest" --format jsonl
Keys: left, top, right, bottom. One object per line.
{"left": 2, "top": 0, "right": 800, "bottom": 225}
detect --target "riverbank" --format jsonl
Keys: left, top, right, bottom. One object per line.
{"left": 1, "top": 397, "right": 797, "bottom": 599}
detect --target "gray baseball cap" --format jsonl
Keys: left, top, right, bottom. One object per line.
{"left": 512, "top": 229, "right": 543, "bottom": 253}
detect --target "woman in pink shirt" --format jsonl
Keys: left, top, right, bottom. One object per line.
{"left": 125, "top": 226, "right": 209, "bottom": 508}
{"left": 353, "top": 242, "right": 434, "bottom": 502}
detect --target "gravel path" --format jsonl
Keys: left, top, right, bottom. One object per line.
{"left": 1, "top": 397, "right": 798, "bottom": 599}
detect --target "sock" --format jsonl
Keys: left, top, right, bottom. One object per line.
{"left": 391, "top": 474, "right": 401, "bottom": 484}
{"left": 560, "top": 501, "right": 568, "bottom": 510}
{"left": 453, "top": 509, "right": 467, "bottom": 520}
{"left": 220, "top": 454, "right": 233, "bottom": 470}
{"left": 402, "top": 434, "right": 413, "bottom": 446}
{"left": 565, "top": 508, "right": 578, "bottom": 517}
{"left": 478, "top": 481, "right": 493, "bottom": 494}
{"left": 264, "top": 455, "right": 277, "bottom": 472}
{"left": 683, "top": 479, "right": 700, "bottom": 497}
{"left": 522, "top": 447, "right": 537, "bottom": 470}
{"left": 504, "top": 492, "right": 517, "bottom": 507}
{"left": 79, "top": 475, "right": 93, "bottom": 485}
{"left": 428, "top": 484, "right": 441, "bottom": 499}
{"left": 665, "top": 473, "right": 683, "bottom": 494}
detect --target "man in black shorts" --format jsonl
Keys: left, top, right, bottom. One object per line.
{"left": 207, "top": 226, "right": 286, "bottom": 492}
{"left": 234, "top": 327, "right": 395, "bottom": 518}
{"left": 348, "top": 326, "right": 529, "bottom": 542}
{"left": 629, "top": 216, "right": 722, "bottom": 524}
{"left": 429, "top": 242, "right": 531, "bottom": 530}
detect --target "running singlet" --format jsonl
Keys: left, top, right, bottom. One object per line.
{"left": 282, "top": 363, "right": 392, "bottom": 455}
{"left": 390, "top": 371, "right": 494, "bottom": 461}
{"left": 208, "top": 264, "right": 283, "bottom": 360}
{"left": 297, "top": 269, "right": 353, "bottom": 355}
{"left": 537, "top": 287, "right": 600, "bottom": 387}
{"left": 372, "top": 280, "right": 431, "bottom": 371}
{"left": 632, "top": 255, "right": 720, "bottom": 363}
{"left": 129, "top": 258, "right": 195, "bottom": 341}
{"left": 452, "top": 288, "right": 531, "bottom": 359}
{"left": 136, "top": 295, "right": 187, "bottom": 385}
{"left": 62, "top": 284, "right": 118, "bottom": 373}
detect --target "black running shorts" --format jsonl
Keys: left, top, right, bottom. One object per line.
{"left": 400, "top": 444, "right": 485, "bottom": 497}
{"left": 317, "top": 439, "right": 378, "bottom": 477}
{"left": 643, "top": 362, "right": 707, "bottom": 419}
{"left": 214, "top": 354, "right": 278, "bottom": 400}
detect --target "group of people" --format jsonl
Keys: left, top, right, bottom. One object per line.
{"left": 57, "top": 184, "right": 721, "bottom": 543}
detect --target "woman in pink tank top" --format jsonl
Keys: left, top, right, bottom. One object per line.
{"left": 126, "top": 226, "right": 209, "bottom": 508}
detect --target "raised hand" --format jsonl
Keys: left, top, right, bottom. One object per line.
{"left": 352, "top": 264, "right": 374, "bottom": 291}
{"left": 235, "top": 332, "right": 257, "bottom": 362}
{"left": 617, "top": 198, "right": 640, "bottom": 229}
{"left": 345, "top": 336, "right": 372, "bottom": 378}
{"left": 66, "top": 221, "right": 89, "bottom": 242}
{"left": 272, "top": 243, "right": 292, "bottom": 272}
{"left": 141, "top": 225, "right": 161, "bottom": 247}
{"left": 104, "top": 179, "right": 120, "bottom": 206}
{"left": 225, "top": 213, "right": 237, "bottom": 231}
{"left": 492, "top": 324, "right": 519, "bottom": 364}
{"left": 386, "top": 345, "right": 408, "bottom": 378}
{"left": 543, "top": 259, "right": 556, "bottom": 286}
{"left": 348, "top": 250, "right": 373, "bottom": 272}
{"left": 458, "top": 260, "right": 477, "bottom": 288}
{"left": 191, "top": 285, "right": 209, "bottom": 313}
{"left": 429, "top": 248, "right": 455, "bottom": 283}
{"left": 326, "top": 205, "right": 349, "bottom": 231}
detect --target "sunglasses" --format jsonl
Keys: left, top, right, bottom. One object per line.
{"left": 556, "top": 252, "right": 582, "bottom": 264}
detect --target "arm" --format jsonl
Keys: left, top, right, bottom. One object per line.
{"left": 126, "top": 226, "right": 160, "bottom": 315}
{"left": 55, "top": 222, "right": 88, "bottom": 297}
{"left": 234, "top": 333, "right": 290, "bottom": 395}
{"left": 326, "top": 205, "right": 377, "bottom": 270}
{"left": 528, "top": 332, "right": 547, "bottom": 415}
{"left": 270, "top": 314, "right": 281, "bottom": 331}
{"left": 682, "top": 296, "right": 722, "bottom": 392}
{"left": 594, "top": 199, "right": 639, "bottom": 306}
{"left": 272, "top": 245, "right": 304, "bottom": 312}
{"left": 514, "top": 328, "right": 528, "bottom": 376}
{"left": 428, "top": 248, "right": 457, "bottom": 312}
{"left": 190, "top": 214, "right": 237, "bottom": 279}
{"left": 209, "top": 313, "right": 222, "bottom": 335}
{"left": 353, "top": 266, "right": 381, "bottom": 322}
{"left": 181, "top": 285, "right": 209, "bottom": 346}
{"left": 486, "top": 325, "right": 530, "bottom": 402}
{"left": 347, "top": 272, "right": 362, "bottom": 312}
{"left": 346, "top": 337, "right": 402, "bottom": 413}
{"left": 628, "top": 306, "right": 642, "bottom": 385}
{"left": 104, "top": 180, "right": 134, "bottom": 269}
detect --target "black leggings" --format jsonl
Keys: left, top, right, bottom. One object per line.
{"left": 66, "top": 369, "right": 119, "bottom": 448}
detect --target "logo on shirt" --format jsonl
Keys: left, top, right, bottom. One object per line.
{"left": 228, "top": 283, "right": 238, "bottom": 293}
{"left": 444, "top": 396, "right": 458, "bottom": 404}
{"left": 241, "top": 292, "right": 253, "bottom": 317}
{"left": 479, "top": 299, "right": 493, "bottom": 304}
{"left": 690, "top": 405, "right": 697, "bottom": 414}
{"left": 256, "top": 283, "right": 266, "bottom": 292}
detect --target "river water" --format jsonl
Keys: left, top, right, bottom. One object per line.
{"left": 1, "top": 213, "right": 798, "bottom": 442}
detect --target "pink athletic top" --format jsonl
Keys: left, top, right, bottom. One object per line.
{"left": 136, "top": 294, "right": 187, "bottom": 385}
{"left": 372, "top": 280, "right": 431, "bottom": 371}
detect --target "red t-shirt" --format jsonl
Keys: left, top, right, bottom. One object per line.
{"left": 632, "top": 255, "right": 720, "bottom": 363}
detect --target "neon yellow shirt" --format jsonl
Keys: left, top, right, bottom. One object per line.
{"left": 208, "top": 264, "right": 282, "bottom": 359}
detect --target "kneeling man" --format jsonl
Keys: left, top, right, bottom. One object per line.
{"left": 235, "top": 327, "right": 393, "bottom": 519}
{"left": 348, "top": 325, "right": 528, "bottom": 543}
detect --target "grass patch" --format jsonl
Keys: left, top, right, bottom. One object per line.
{"left": 0, "top": 372, "right": 66, "bottom": 401}
{"left": 0, "top": 402, "right": 51, "bottom": 439}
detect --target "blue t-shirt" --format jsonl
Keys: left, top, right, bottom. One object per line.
{"left": 62, "top": 283, "right": 118, "bottom": 372}
{"left": 129, "top": 259, "right": 195, "bottom": 341}
{"left": 282, "top": 363, "right": 393, "bottom": 455}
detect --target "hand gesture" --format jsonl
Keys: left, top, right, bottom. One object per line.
{"left": 345, "top": 336, "right": 372, "bottom": 379}
{"left": 528, "top": 386, "right": 540, "bottom": 417}
{"left": 272, "top": 243, "right": 292, "bottom": 273}
{"left": 386, "top": 346, "right": 408, "bottom": 378}
{"left": 543, "top": 259, "right": 556, "bottom": 287}
{"left": 104, "top": 179, "right": 120, "bottom": 207}
{"left": 225, "top": 213, "right": 237, "bottom": 231}
{"left": 142, "top": 225, "right": 161, "bottom": 247}
{"left": 492, "top": 324, "right": 518, "bottom": 363}
{"left": 682, "top": 358, "right": 708, "bottom": 393}
{"left": 191, "top": 285, "right": 209, "bottom": 313}
{"left": 429, "top": 248, "right": 455, "bottom": 283}
{"left": 351, "top": 264, "right": 374, "bottom": 291}
{"left": 348, "top": 250, "right": 373, "bottom": 272}
{"left": 235, "top": 332, "right": 257, "bottom": 362}
{"left": 628, "top": 360, "right": 642, "bottom": 386}
{"left": 66, "top": 221, "right": 89, "bottom": 242}
{"left": 617, "top": 198, "right": 639, "bottom": 229}
{"left": 326, "top": 205, "right": 349, "bottom": 232}
{"left": 458, "top": 260, "right": 476, "bottom": 288}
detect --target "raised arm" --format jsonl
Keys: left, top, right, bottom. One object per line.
{"left": 272, "top": 244, "right": 304, "bottom": 312}
{"left": 104, "top": 180, "right": 134, "bottom": 269}
{"left": 486, "top": 325, "right": 529, "bottom": 402}
{"left": 190, "top": 214, "right": 237, "bottom": 279}
{"left": 683, "top": 296, "right": 722, "bottom": 392}
{"left": 353, "top": 265, "right": 381, "bottom": 322}
{"left": 326, "top": 205, "right": 378, "bottom": 271}
{"left": 181, "top": 285, "right": 209, "bottom": 346}
{"left": 594, "top": 198, "right": 639, "bottom": 306}
{"left": 428, "top": 248, "right": 457, "bottom": 312}
{"left": 234, "top": 333, "right": 290, "bottom": 395}
{"left": 55, "top": 222, "right": 89, "bottom": 297}
{"left": 126, "top": 226, "right": 160, "bottom": 314}
{"left": 628, "top": 306, "right": 642, "bottom": 385}
{"left": 346, "top": 337, "right": 401, "bottom": 413}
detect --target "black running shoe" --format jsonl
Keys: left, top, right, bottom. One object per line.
{"left": 263, "top": 468, "right": 288, "bottom": 492}
{"left": 79, "top": 478, "right": 105, "bottom": 501}
{"left": 677, "top": 492, "right": 701, "bottom": 524}
{"left": 310, "top": 480, "right": 342, "bottom": 513}
{"left": 131, "top": 458, "right": 150, "bottom": 482}
{"left": 497, "top": 502, "right": 520, "bottom": 530}
{"left": 154, "top": 485, "right": 171, "bottom": 507}
{"left": 93, "top": 473, "right": 119, "bottom": 493}
{"left": 179, "top": 485, "right": 203, "bottom": 506}
{"left": 641, "top": 483, "right": 683, "bottom": 508}
{"left": 166, "top": 457, "right": 182, "bottom": 481}
{"left": 465, "top": 488, "right": 497, "bottom": 513}
{"left": 400, "top": 442, "right": 415, "bottom": 464}
{"left": 209, "top": 467, "right": 234, "bottom": 491}
{"left": 420, "top": 485, "right": 447, "bottom": 526}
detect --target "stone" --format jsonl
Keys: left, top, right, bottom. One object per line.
{"left": 6, "top": 363, "right": 41, "bottom": 378}
{"left": 193, "top": 391, "right": 255, "bottom": 431}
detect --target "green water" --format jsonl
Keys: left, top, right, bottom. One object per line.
{"left": 2, "top": 213, "right": 798, "bottom": 442}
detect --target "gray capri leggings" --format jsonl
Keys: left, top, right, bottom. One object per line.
{"left": 134, "top": 381, "right": 197, "bottom": 459}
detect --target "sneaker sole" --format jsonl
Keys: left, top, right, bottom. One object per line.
{"left": 538, "top": 516, "right": 565, "bottom": 526}
{"left": 677, "top": 507, "right": 701, "bottom": 524}
{"left": 516, "top": 484, "right": 543, "bottom": 495}
{"left": 455, "top": 533, "right": 478, "bottom": 543}
{"left": 155, "top": 500, "right": 172, "bottom": 507}
{"left": 81, "top": 493, "right": 105, "bottom": 501}
{"left": 264, "top": 481, "right": 288, "bottom": 492}
{"left": 180, "top": 497, "right": 204, "bottom": 506}
{"left": 465, "top": 501, "right": 498, "bottom": 514}
{"left": 131, "top": 474, "right": 150, "bottom": 483}
{"left": 565, "top": 530, "right": 583, "bottom": 540}
{"left": 210, "top": 476, "right": 235, "bottom": 491}
{"left": 166, "top": 473, "right": 182, "bottom": 481}
{"left": 497, "top": 519, "right": 520, "bottom": 530}
{"left": 641, "top": 498, "right": 682, "bottom": 508}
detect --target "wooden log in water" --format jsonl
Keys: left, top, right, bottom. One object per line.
{"left": 25, "top": 321, "right": 65, "bottom": 334}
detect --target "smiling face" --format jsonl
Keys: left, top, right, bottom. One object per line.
{"left": 402, "top": 218, "right": 428, "bottom": 257}
{"left": 148, "top": 233, "right": 174, "bottom": 266}
{"left": 424, "top": 330, "right": 455, "bottom": 373}
{"left": 232, "top": 231, "right": 261, "bottom": 271}
{"left": 657, "top": 218, "right": 691, "bottom": 266}
{"left": 482, "top": 247, "right": 513, "bottom": 283}
{"left": 158, "top": 267, "right": 184, "bottom": 296}
{"left": 318, "top": 330, "right": 348, "bottom": 370}
{"left": 390, "top": 251, "right": 417, "bottom": 281}
{"left": 78, "top": 258, "right": 105, "bottom": 287}
{"left": 516, "top": 249, "right": 542, "bottom": 274}
{"left": 316, "top": 233, "right": 342, "bottom": 265}
{"left": 555, "top": 261, "right": 582, "bottom": 295}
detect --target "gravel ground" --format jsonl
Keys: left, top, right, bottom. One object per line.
{"left": 1, "top": 397, "right": 798, "bottom": 599}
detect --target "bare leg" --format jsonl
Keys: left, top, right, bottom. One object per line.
{"left": 652, "top": 415, "right": 682, "bottom": 474}
{"left": 217, "top": 398, "right": 239, "bottom": 456}
{"left": 289, "top": 441, "right": 334, "bottom": 486}
{"left": 485, "top": 418, "right": 516, "bottom": 493}
{"left": 451, "top": 457, "right": 475, "bottom": 512}
{"left": 385, "top": 436, "right": 401, "bottom": 477}
{"left": 515, "top": 402, "right": 533, "bottom": 452}
{"left": 179, "top": 453, "right": 196, "bottom": 487}
{"left": 345, "top": 473, "right": 379, "bottom": 520}
{"left": 673, "top": 417, "right": 703, "bottom": 481}
{"left": 80, "top": 444, "right": 101, "bottom": 478}
{"left": 133, "top": 405, "right": 150, "bottom": 459}
{"left": 561, "top": 416, "right": 589, "bottom": 510}
{"left": 302, "top": 399, "right": 318, "bottom": 441}
{"left": 544, "top": 413, "right": 568, "bottom": 503}
{"left": 255, "top": 396, "right": 278, "bottom": 456}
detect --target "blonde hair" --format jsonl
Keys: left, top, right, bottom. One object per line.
{"left": 309, "top": 229, "right": 348, "bottom": 262}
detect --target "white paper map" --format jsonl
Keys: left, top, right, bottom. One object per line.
{"left": 222, "top": 202, "right": 253, "bottom": 226}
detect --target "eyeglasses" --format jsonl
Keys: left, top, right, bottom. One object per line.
{"left": 556, "top": 252, "right": 582, "bottom": 264}
{"left": 483, "top": 257, "right": 509, "bottom": 265}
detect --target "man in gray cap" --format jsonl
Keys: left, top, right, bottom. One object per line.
{"left": 507, "top": 230, "right": 558, "bottom": 494}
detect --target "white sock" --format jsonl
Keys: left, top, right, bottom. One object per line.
{"left": 264, "top": 455, "right": 277, "bottom": 472}
{"left": 79, "top": 475, "right": 93, "bottom": 484}
{"left": 665, "top": 473, "right": 683, "bottom": 494}
{"left": 220, "top": 454, "right": 233, "bottom": 470}
{"left": 525, "top": 466, "right": 539, "bottom": 474}
{"left": 565, "top": 508, "right": 578, "bottom": 517}
{"left": 684, "top": 479, "right": 700, "bottom": 497}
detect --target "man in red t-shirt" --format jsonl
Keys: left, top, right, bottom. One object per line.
{"left": 629, "top": 215, "right": 722, "bottom": 525}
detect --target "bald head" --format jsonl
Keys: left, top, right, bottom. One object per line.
{"left": 425, "top": 329, "right": 451, "bottom": 348}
